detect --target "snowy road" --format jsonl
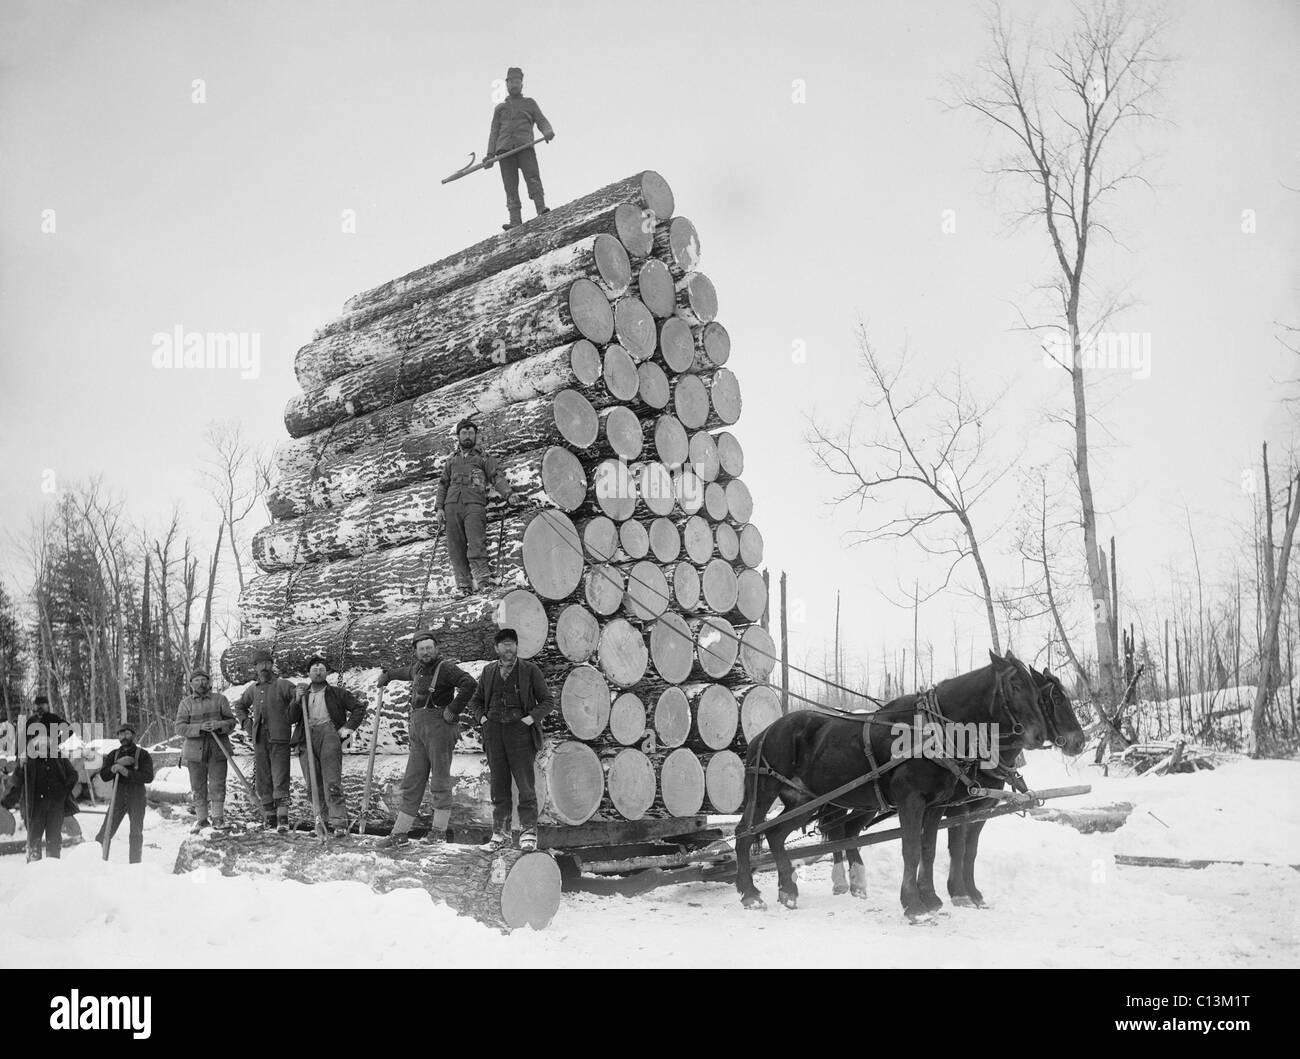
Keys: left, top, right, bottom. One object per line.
{"left": 2, "top": 754, "right": 1296, "bottom": 968}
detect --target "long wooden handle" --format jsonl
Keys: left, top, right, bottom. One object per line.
{"left": 358, "top": 687, "right": 384, "bottom": 829}
{"left": 212, "top": 731, "right": 259, "bottom": 808}
{"left": 101, "top": 775, "right": 119, "bottom": 861}
{"left": 440, "top": 135, "right": 548, "bottom": 184}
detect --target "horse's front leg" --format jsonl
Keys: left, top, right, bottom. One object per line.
{"left": 961, "top": 818, "right": 991, "bottom": 908}
{"left": 846, "top": 815, "right": 870, "bottom": 898}
{"left": 947, "top": 816, "right": 971, "bottom": 903}
{"left": 917, "top": 804, "right": 945, "bottom": 913}
{"left": 897, "top": 791, "right": 929, "bottom": 920}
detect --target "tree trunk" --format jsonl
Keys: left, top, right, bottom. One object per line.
{"left": 269, "top": 389, "right": 599, "bottom": 519}
{"left": 274, "top": 340, "right": 603, "bottom": 479}
{"left": 337, "top": 171, "right": 672, "bottom": 317}
{"left": 174, "top": 831, "right": 561, "bottom": 931}
{"left": 253, "top": 450, "right": 578, "bottom": 571}
{"left": 1252, "top": 470, "right": 1300, "bottom": 754}
{"left": 296, "top": 234, "right": 632, "bottom": 388}
{"left": 653, "top": 216, "right": 702, "bottom": 278}
{"left": 285, "top": 280, "right": 616, "bottom": 437}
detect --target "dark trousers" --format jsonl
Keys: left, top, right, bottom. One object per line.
{"left": 399, "top": 708, "right": 458, "bottom": 816}
{"left": 27, "top": 802, "right": 65, "bottom": 860}
{"left": 483, "top": 720, "right": 538, "bottom": 830}
{"left": 445, "top": 501, "right": 489, "bottom": 589}
{"left": 96, "top": 784, "right": 146, "bottom": 863}
{"left": 254, "top": 732, "right": 292, "bottom": 817}
{"left": 498, "top": 147, "right": 544, "bottom": 214}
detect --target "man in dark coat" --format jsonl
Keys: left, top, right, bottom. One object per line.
{"left": 376, "top": 631, "right": 476, "bottom": 847}
{"left": 1, "top": 732, "right": 79, "bottom": 861}
{"left": 469, "top": 628, "right": 555, "bottom": 852}
{"left": 484, "top": 66, "right": 555, "bottom": 231}
{"left": 95, "top": 722, "right": 155, "bottom": 863}
{"left": 435, "top": 419, "right": 525, "bottom": 596}
{"left": 23, "top": 693, "right": 66, "bottom": 747}
{"left": 174, "top": 670, "right": 238, "bottom": 830}
{"left": 234, "top": 649, "right": 298, "bottom": 830}
{"left": 290, "top": 655, "right": 366, "bottom": 835}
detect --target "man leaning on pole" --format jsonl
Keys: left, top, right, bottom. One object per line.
{"left": 234, "top": 648, "right": 298, "bottom": 831}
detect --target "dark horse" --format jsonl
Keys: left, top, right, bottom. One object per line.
{"left": 821, "top": 663, "right": 1086, "bottom": 906}
{"left": 735, "top": 651, "right": 1050, "bottom": 920}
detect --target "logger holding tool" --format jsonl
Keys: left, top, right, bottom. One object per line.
{"left": 442, "top": 66, "right": 555, "bottom": 232}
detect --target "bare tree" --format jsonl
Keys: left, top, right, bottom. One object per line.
{"left": 199, "top": 419, "right": 270, "bottom": 597}
{"left": 952, "top": 0, "right": 1170, "bottom": 703}
{"left": 808, "top": 330, "right": 1013, "bottom": 651}
{"left": 1252, "top": 456, "right": 1300, "bottom": 755}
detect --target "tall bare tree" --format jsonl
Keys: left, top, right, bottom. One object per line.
{"left": 953, "top": 0, "right": 1169, "bottom": 703}
{"left": 199, "top": 419, "right": 270, "bottom": 597}
{"left": 808, "top": 330, "right": 1012, "bottom": 651}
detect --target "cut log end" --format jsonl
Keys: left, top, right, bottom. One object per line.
{"left": 602, "top": 344, "right": 639, "bottom": 402}
{"left": 615, "top": 296, "right": 657, "bottom": 361}
{"left": 537, "top": 741, "right": 605, "bottom": 825}
{"left": 649, "top": 611, "right": 693, "bottom": 683}
{"left": 715, "top": 430, "right": 744, "bottom": 478}
{"left": 651, "top": 415, "right": 689, "bottom": 469}
{"left": 597, "top": 617, "right": 649, "bottom": 687}
{"left": 636, "top": 362, "right": 670, "bottom": 411}
{"left": 623, "top": 559, "right": 669, "bottom": 623}
{"left": 673, "top": 373, "right": 710, "bottom": 430}
{"left": 569, "top": 278, "right": 615, "bottom": 344}
{"left": 660, "top": 748, "right": 705, "bottom": 816}
{"left": 561, "top": 664, "right": 612, "bottom": 740}
{"left": 522, "top": 510, "right": 584, "bottom": 600}
{"left": 553, "top": 389, "right": 599, "bottom": 449}
{"left": 654, "top": 686, "right": 691, "bottom": 748}
{"left": 637, "top": 258, "right": 677, "bottom": 318}
{"left": 613, "top": 203, "right": 655, "bottom": 258}
{"left": 555, "top": 604, "right": 600, "bottom": 662}
{"left": 709, "top": 368, "right": 742, "bottom": 425}
{"left": 604, "top": 405, "right": 645, "bottom": 460}
{"left": 495, "top": 589, "right": 549, "bottom": 658}
{"left": 740, "top": 684, "right": 783, "bottom": 741}
{"left": 639, "top": 171, "right": 675, "bottom": 221}
{"left": 609, "top": 692, "right": 647, "bottom": 746}
{"left": 658, "top": 317, "right": 696, "bottom": 373}
{"left": 593, "top": 233, "right": 633, "bottom": 294}
{"left": 705, "top": 751, "right": 745, "bottom": 813}
{"left": 541, "top": 446, "right": 588, "bottom": 512}
{"left": 500, "top": 851, "right": 564, "bottom": 929}
{"left": 607, "top": 748, "right": 656, "bottom": 821}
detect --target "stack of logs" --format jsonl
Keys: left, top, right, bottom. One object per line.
{"left": 220, "top": 171, "right": 783, "bottom": 831}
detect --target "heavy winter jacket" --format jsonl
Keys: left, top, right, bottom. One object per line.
{"left": 382, "top": 657, "right": 476, "bottom": 716}
{"left": 469, "top": 659, "right": 554, "bottom": 725}
{"left": 235, "top": 676, "right": 298, "bottom": 743}
{"left": 288, "top": 682, "right": 366, "bottom": 742}
{"left": 174, "top": 692, "right": 237, "bottom": 764}
{"left": 486, "top": 95, "right": 553, "bottom": 158}
{"left": 437, "top": 447, "right": 514, "bottom": 510}
{"left": 2, "top": 756, "right": 79, "bottom": 811}
{"left": 98, "top": 745, "right": 156, "bottom": 787}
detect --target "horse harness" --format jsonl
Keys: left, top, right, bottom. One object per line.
{"left": 740, "top": 674, "right": 1032, "bottom": 840}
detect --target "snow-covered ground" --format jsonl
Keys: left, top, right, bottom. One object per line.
{"left": 1, "top": 753, "right": 1296, "bottom": 968}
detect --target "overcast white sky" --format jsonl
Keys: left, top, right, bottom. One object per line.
{"left": 1, "top": 0, "right": 1296, "bottom": 690}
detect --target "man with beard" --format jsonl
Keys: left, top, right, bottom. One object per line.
{"left": 435, "top": 419, "right": 525, "bottom": 596}
{"left": 1, "top": 732, "right": 79, "bottom": 861}
{"left": 95, "top": 722, "right": 155, "bottom": 863}
{"left": 290, "top": 655, "right": 366, "bottom": 835}
{"left": 376, "top": 631, "right": 476, "bottom": 848}
{"left": 234, "top": 649, "right": 298, "bottom": 830}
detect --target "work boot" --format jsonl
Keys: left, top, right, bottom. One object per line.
{"left": 424, "top": 808, "right": 451, "bottom": 845}
{"left": 474, "top": 576, "right": 499, "bottom": 592}
{"left": 192, "top": 818, "right": 210, "bottom": 833}
{"left": 380, "top": 831, "right": 410, "bottom": 849}
{"left": 534, "top": 199, "right": 549, "bottom": 217}
{"left": 502, "top": 207, "right": 523, "bottom": 231}
{"left": 211, "top": 815, "right": 229, "bottom": 831}
{"left": 486, "top": 829, "right": 511, "bottom": 851}
{"left": 518, "top": 828, "right": 538, "bottom": 852}
{"left": 263, "top": 812, "right": 277, "bottom": 829}
{"left": 276, "top": 815, "right": 290, "bottom": 834}
{"left": 457, "top": 584, "right": 474, "bottom": 598}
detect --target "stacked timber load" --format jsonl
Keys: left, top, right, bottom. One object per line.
{"left": 220, "top": 170, "right": 783, "bottom": 831}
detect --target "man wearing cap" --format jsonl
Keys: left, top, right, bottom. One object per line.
{"left": 234, "top": 649, "right": 298, "bottom": 830}
{"left": 484, "top": 66, "right": 555, "bottom": 231}
{"left": 95, "top": 723, "right": 155, "bottom": 863}
{"left": 468, "top": 628, "right": 554, "bottom": 852}
{"left": 376, "top": 631, "right": 476, "bottom": 847}
{"left": 436, "top": 419, "right": 526, "bottom": 596}
{"left": 1, "top": 731, "right": 80, "bottom": 861}
{"left": 22, "top": 692, "right": 66, "bottom": 749}
{"left": 174, "top": 670, "right": 237, "bottom": 831}
{"left": 290, "top": 655, "right": 366, "bottom": 835}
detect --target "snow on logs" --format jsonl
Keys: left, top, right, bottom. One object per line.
{"left": 174, "top": 832, "right": 562, "bottom": 931}
{"left": 222, "top": 170, "right": 782, "bottom": 835}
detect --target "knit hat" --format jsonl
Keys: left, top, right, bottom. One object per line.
{"left": 494, "top": 628, "right": 519, "bottom": 644}
{"left": 506, "top": 67, "right": 523, "bottom": 79}
{"left": 455, "top": 418, "right": 478, "bottom": 435}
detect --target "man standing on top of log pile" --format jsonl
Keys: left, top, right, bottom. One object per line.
{"left": 234, "top": 649, "right": 298, "bottom": 831}
{"left": 290, "top": 655, "right": 366, "bottom": 836}
{"left": 175, "top": 670, "right": 238, "bottom": 832}
{"left": 435, "top": 418, "right": 526, "bottom": 596}
{"left": 376, "top": 631, "right": 477, "bottom": 848}
{"left": 469, "top": 628, "right": 553, "bottom": 852}
{"left": 483, "top": 66, "right": 554, "bottom": 231}
{"left": 94, "top": 722, "right": 155, "bottom": 863}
